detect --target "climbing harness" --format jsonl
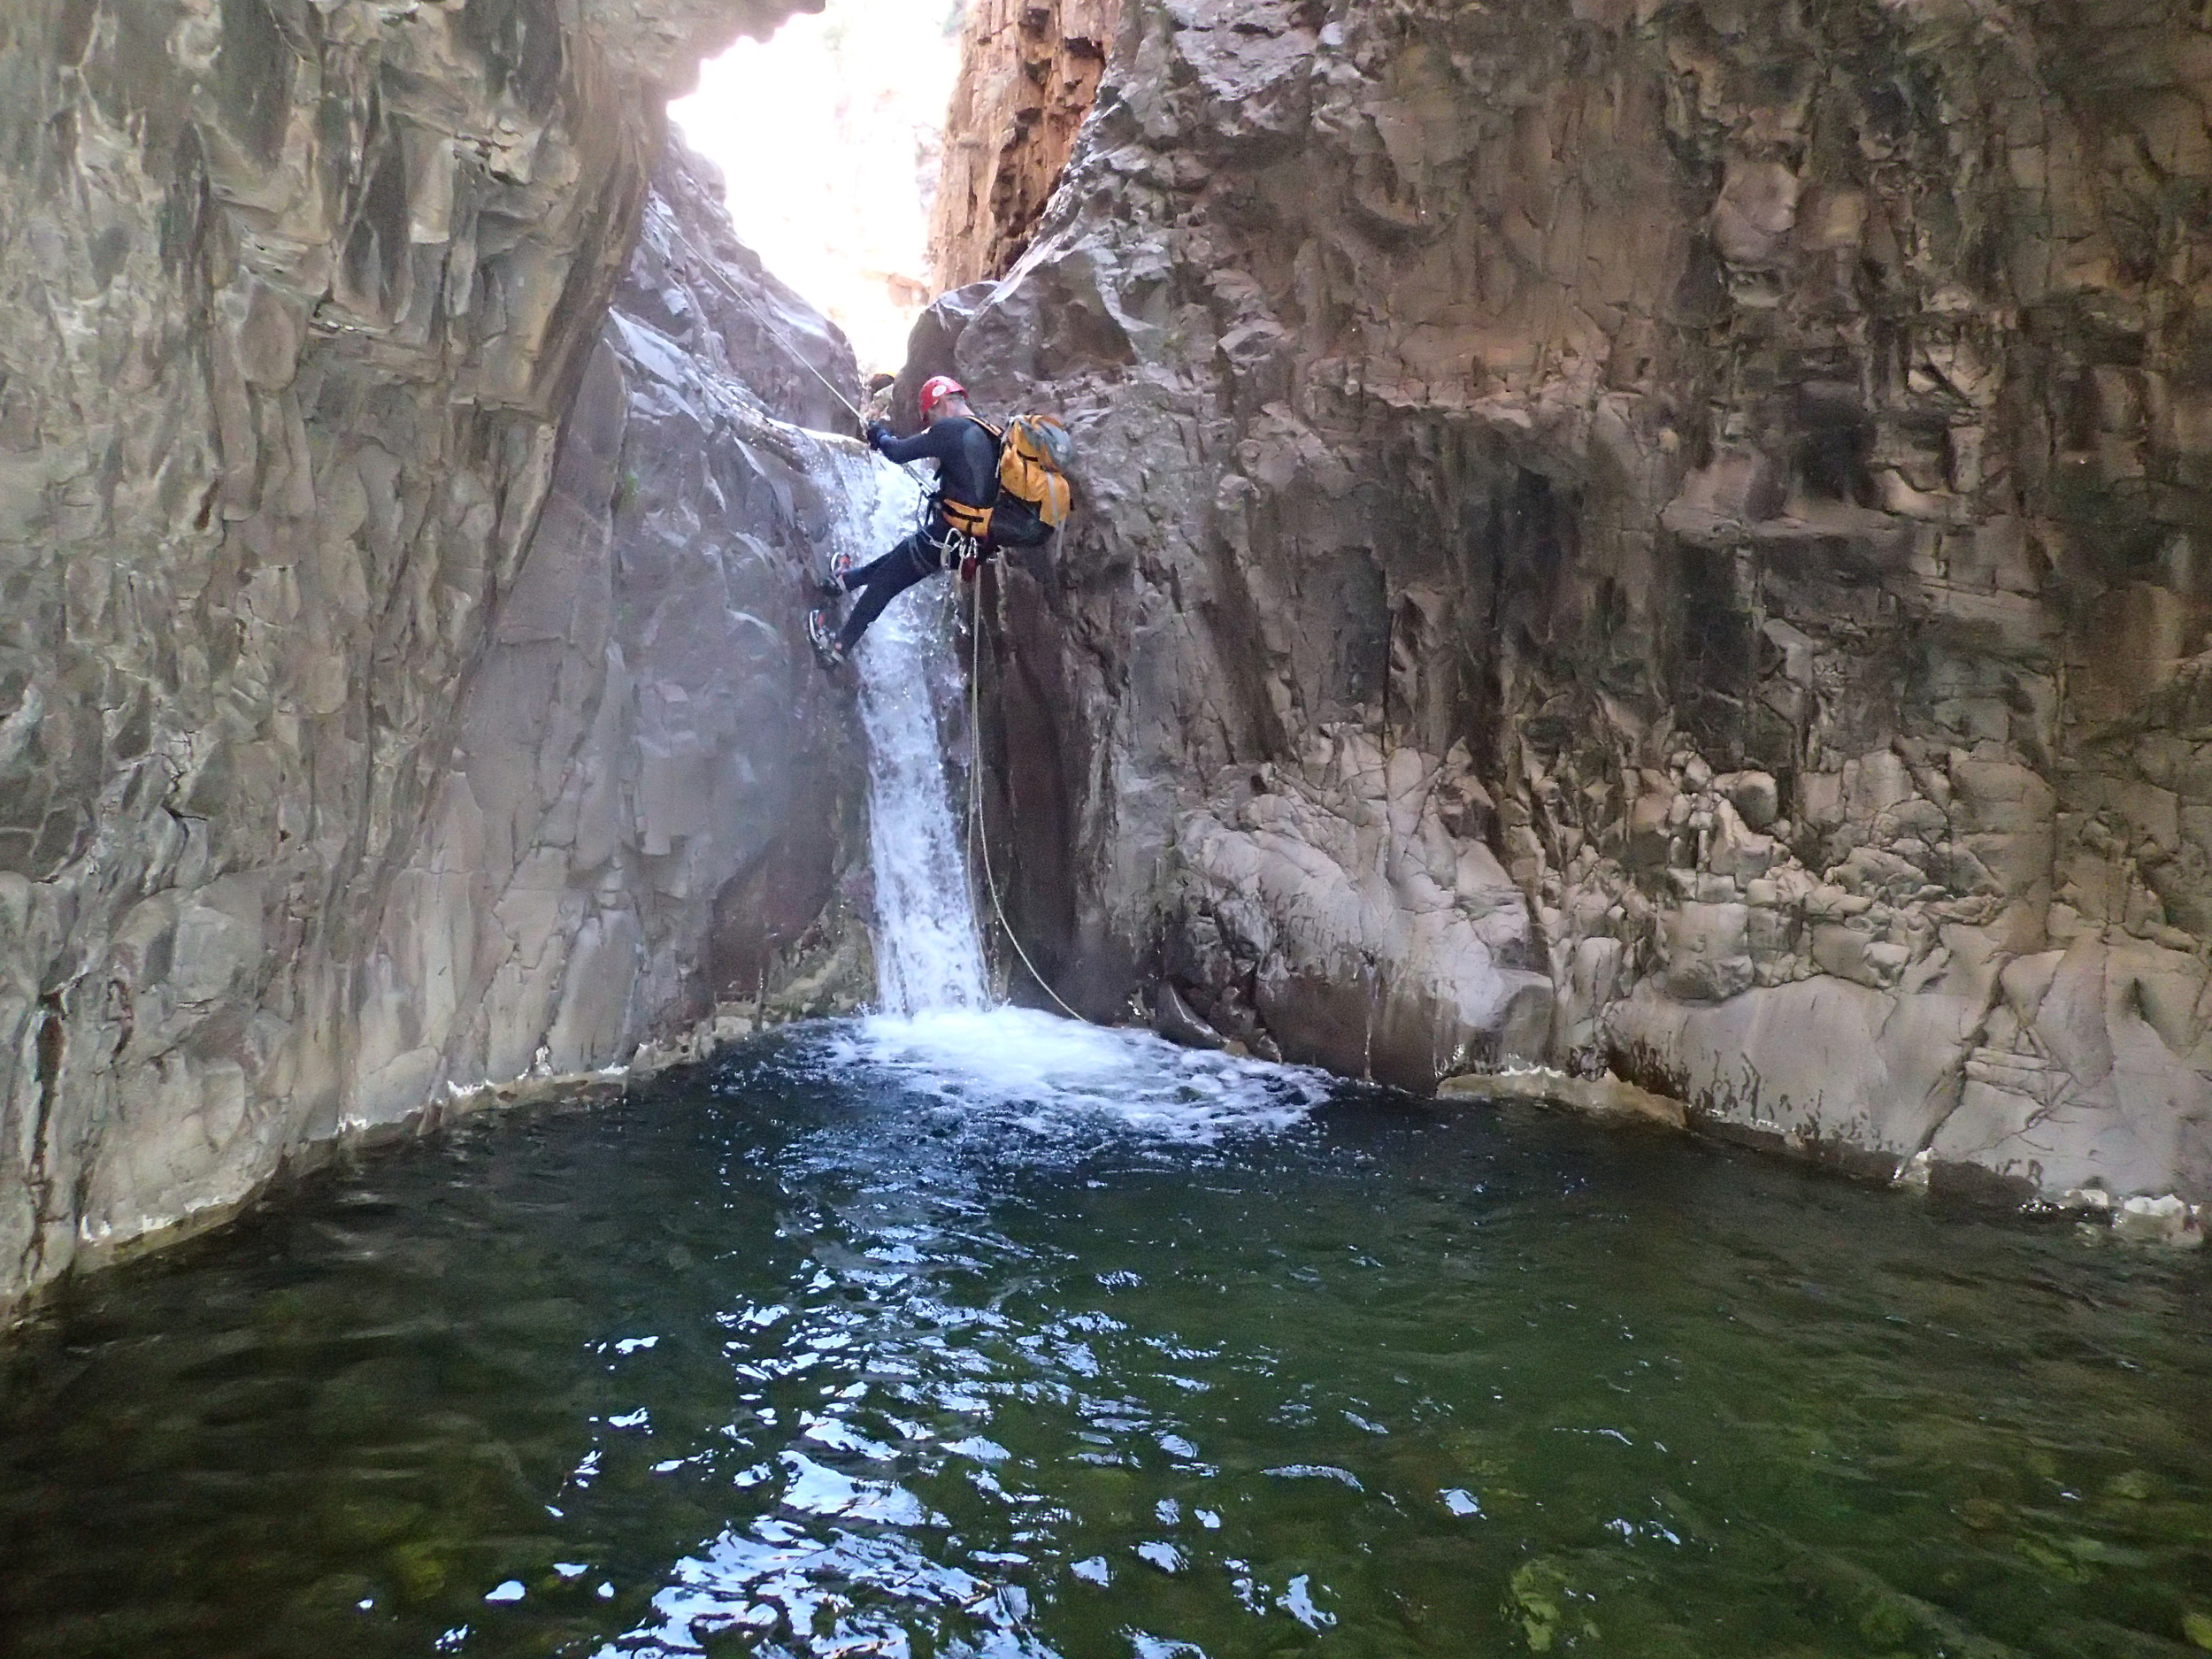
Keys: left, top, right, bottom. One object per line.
{"left": 965, "top": 562, "right": 1091, "bottom": 1025}
{"left": 941, "top": 493, "right": 995, "bottom": 541}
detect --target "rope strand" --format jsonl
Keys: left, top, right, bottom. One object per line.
{"left": 651, "top": 204, "right": 872, "bottom": 426}
{"left": 967, "top": 567, "right": 1091, "bottom": 1025}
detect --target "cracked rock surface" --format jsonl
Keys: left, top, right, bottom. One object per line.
{"left": 0, "top": 0, "right": 858, "bottom": 1313}
{"left": 943, "top": 0, "right": 2212, "bottom": 1201}
{"left": 929, "top": 0, "right": 1123, "bottom": 293}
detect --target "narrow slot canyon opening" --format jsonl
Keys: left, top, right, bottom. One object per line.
{"left": 668, "top": 0, "right": 963, "bottom": 379}
{"left": 651, "top": 0, "right": 1129, "bottom": 1033}
{"left": 653, "top": 2, "right": 1004, "bottom": 1033}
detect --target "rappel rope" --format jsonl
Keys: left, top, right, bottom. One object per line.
{"left": 967, "top": 560, "right": 1091, "bottom": 1025}
{"left": 655, "top": 205, "right": 879, "bottom": 435}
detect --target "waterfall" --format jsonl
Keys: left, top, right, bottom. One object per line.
{"left": 816, "top": 445, "right": 990, "bottom": 1015}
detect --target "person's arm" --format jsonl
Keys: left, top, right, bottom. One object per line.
{"left": 872, "top": 420, "right": 967, "bottom": 465}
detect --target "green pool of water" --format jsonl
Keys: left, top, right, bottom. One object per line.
{"left": 3, "top": 1010, "right": 2208, "bottom": 1658}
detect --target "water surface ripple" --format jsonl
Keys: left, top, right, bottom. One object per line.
{"left": 4, "top": 1011, "right": 2209, "bottom": 1659}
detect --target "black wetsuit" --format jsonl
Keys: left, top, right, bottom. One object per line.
{"left": 831, "top": 416, "right": 1001, "bottom": 653}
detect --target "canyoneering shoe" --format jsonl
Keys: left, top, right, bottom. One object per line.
{"left": 806, "top": 608, "right": 847, "bottom": 668}
{"left": 818, "top": 548, "right": 858, "bottom": 598}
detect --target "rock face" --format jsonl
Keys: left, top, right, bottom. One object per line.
{"left": 941, "top": 0, "right": 2212, "bottom": 1201}
{"left": 928, "top": 0, "right": 1123, "bottom": 290}
{"left": 0, "top": 0, "right": 858, "bottom": 1314}
{"left": 363, "top": 138, "right": 874, "bottom": 1125}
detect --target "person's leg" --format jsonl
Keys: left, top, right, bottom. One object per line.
{"left": 836, "top": 530, "right": 941, "bottom": 653}
{"left": 832, "top": 542, "right": 906, "bottom": 595}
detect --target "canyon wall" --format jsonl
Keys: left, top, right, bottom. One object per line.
{"left": 942, "top": 0, "right": 2212, "bottom": 1203}
{"left": 0, "top": 0, "right": 862, "bottom": 1315}
{"left": 928, "top": 0, "right": 1123, "bottom": 291}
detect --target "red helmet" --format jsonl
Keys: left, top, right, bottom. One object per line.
{"left": 918, "top": 374, "right": 966, "bottom": 421}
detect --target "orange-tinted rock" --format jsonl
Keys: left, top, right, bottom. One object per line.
{"left": 929, "top": 0, "right": 1124, "bottom": 289}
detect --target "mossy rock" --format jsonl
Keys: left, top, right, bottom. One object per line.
{"left": 387, "top": 1540, "right": 450, "bottom": 1603}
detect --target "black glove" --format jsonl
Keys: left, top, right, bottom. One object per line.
{"left": 865, "top": 421, "right": 892, "bottom": 451}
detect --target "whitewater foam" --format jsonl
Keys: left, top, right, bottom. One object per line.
{"left": 825, "top": 1007, "right": 1331, "bottom": 1143}
{"left": 815, "top": 444, "right": 988, "bottom": 1015}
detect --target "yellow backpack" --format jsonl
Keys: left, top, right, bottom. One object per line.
{"left": 979, "top": 414, "right": 1075, "bottom": 547}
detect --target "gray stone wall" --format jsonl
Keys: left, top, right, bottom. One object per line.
{"left": 0, "top": 0, "right": 858, "bottom": 1315}
{"left": 941, "top": 0, "right": 2212, "bottom": 1203}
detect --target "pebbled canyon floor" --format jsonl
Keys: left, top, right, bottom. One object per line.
{"left": 3, "top": 1009, "right": 2208, "bottom": 1659}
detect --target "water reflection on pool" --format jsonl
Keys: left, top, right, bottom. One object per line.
{"left": 3, "top": 1010, "right": 2208, "bottom": 1658}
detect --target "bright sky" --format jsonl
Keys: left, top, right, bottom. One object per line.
{"left": 670, "top": 0, "right": 964, "bottom": 373}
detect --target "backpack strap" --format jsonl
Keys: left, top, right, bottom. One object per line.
{"left": 931, "top": 415, "right": 1001, "bottom": 540}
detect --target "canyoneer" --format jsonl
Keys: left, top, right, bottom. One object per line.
{"left": 808, "top": 374, "right": 1071, "bottom": 666}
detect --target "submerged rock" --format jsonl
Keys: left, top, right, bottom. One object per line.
{"left": 2111, "top": 1194, "right": 2205, "bottom": 1248}
{"left": 1438, "top": 1068, "right": 1686, "bottom": 1133}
